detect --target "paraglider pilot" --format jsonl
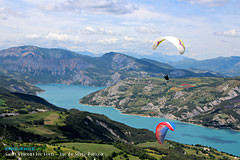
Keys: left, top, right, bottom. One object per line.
{"left": 164, "top": 74, "right": 169, "bottom": 80}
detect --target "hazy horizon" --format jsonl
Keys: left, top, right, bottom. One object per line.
{"left": 1, "top": 45, "right": 240, "bottom": 62}
{"left": 0, "top": 0, "right": 240, "bottom": 60}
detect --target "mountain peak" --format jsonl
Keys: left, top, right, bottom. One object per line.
{"left": 0, "top": 45, "right": 85, "bottom": 59}
{"left": 102, "top": 52, "right": 135, "bottom": 59}
{"left": 0, "top": 45, "right": 40, "bottom": 57}
{"left": 102, "top": 52, "right": 123, "bottom": 57}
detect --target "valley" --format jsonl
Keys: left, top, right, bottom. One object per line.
{"left": 0, "top": 46, "right": 240, "bottom": 159}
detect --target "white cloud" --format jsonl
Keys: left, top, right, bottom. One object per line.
{"left": 82, "top": 26, "right": 118, "bottom": 35}
{"left": 124, "top": 36, "right": 135, "bottom": 41}
{"left": 180, "top": 0, "right": 227, "bottom": 5}
{"left": 45, "top": 33, "right": 82, "bottom": 42}
{"left": 0, "top": 7, "right": 24, "bottom": 20}
{"left": 33, "top": 0, "right": 138, "bottom": 15}
{"left": 135, "top": 27, "right": 161, "bottom": 34}
{"left": 215, "top": 29, "right": 240, "bottom": 37}
{"left": 122, "top": 8, "right": 192, "bottom": 25}
{"left": 97, "top": 37, "right": 118, "bottom": 44}
{"left": 83, "top": 26, "right": 97, "bottom": 34}
{"left": 99, "top": 28, "right": 114, "bottom": 35}
{"left": 25, "top": 34, "right": 41, "bottom": 38}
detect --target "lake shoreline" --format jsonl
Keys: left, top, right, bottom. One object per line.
{"left": 36, "top": 84, "right": 240, "bottom": 156}
{"left": 79, "top": 102, "right": 240, "bottom": 132}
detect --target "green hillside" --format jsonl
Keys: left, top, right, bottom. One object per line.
{"left": 0, "top": 109, "right": 155, "bottom": 144}
{"left": 0, "top": 86, "right": 64, "bottom": 115}
{"left": 1, "top": 139, "right": 238, "bottom": 160}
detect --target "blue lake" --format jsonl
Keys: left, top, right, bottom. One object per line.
{"left": 37, "top": 84, "right": 240, "bottom": 156}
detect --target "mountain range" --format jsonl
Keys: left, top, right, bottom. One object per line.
{"left": 171, "top": 56, "right": 240, "bottom": 77}
{"left": 75, "top": 50, "right": 240, "bottom": 77}
{"left": 116, "top": 52, "right": 240, "bottom": 77}
{"left": 121, "top": 52, "right": 240, "bottom": 77}
{"left": 0, "top": 46, "right": 220, "bottom": 86}
{"left": 123, "top": 51, "right": 189, "bottom": 63}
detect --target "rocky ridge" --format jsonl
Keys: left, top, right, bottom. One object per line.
{"left": 0, "top": 46, "right": 220, "bottom": 86}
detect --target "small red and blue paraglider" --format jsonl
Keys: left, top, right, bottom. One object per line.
{"left": 156, "top": 122, "right": 175, "bottom": 144}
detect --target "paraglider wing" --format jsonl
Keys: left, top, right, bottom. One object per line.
{"left": 155, "top": 122, "right": 175, "bottom": 144}
{"left": 152, "top": 36, "right": 185, "bottom": 55}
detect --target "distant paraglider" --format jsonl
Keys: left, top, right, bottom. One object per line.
{"left": 156, "top": 122, "right": 175, "bottom": 144}
{"left": 164, "top": 74, "right": 169, "bottom": 81}
{"left": 152, "top": 36, "right": 185, "bottom": 55}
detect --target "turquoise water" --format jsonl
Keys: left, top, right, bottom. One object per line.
{"left": 37, "top": 84, "right": 240, "bottom": 156}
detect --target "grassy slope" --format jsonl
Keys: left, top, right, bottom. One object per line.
{"left": 58, "top": 142, "right": 121, "bottom": 155}
{"left": 0, "top": 109, "right": 155, "bottom": 143}
{"left": 1, "top": 111, "right": 66, "bottom": 138}
{"left": 1, "top": 140, "right": 238, "bottom": 160}
{"left": 59, "top": 109, "right": 156, "bottom": 143}
{"left": 2, "top": 109, "right": 238, "bottom": 159}
{"left": 137, "top": 141, "right": 239, "bottom": 160}
{"left": 0, "top": 86, "right": 65, "bottom": 114}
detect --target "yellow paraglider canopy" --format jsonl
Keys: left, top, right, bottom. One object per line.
{"left": 152, "top": 36, "right": 185, "bottom": 55}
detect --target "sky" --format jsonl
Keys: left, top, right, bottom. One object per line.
{"left": 0, "top": 0, "right": 240, "bottom": 60}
